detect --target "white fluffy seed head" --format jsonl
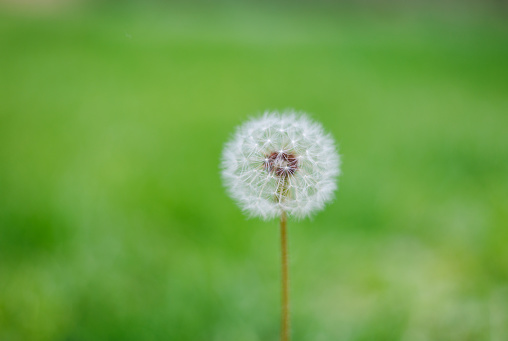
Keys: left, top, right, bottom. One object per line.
{"left": 221, "top": 110, "right": 341, "bottom": 220}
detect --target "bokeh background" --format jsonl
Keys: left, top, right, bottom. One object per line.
{"left": 1, "top": 0, "right": 507, "bottom": 340}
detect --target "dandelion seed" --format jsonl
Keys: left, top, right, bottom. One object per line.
{"left": 221, "top": 110, "right": 340, "bottom": 220}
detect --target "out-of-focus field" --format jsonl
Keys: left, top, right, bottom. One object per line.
{"left": 1, "top": 3, "right": 507, "bottom": 340}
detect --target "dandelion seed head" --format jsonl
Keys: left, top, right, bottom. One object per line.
{"left": 221, "top": 110, "right": 341, "bottom": 220}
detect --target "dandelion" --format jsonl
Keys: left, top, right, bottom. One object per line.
{"left": 221, "top": 110, "right": 341, "bottom": 341}
{"left": 222, "top": 111, "right": 340, "bottom": 220}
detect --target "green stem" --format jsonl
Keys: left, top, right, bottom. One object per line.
{"left": 280, "top": 210, "right": 290, "bottom": 341}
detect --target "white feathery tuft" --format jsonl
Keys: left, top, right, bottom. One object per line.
{"left": 221, "top": 110, "right": 341, "bottom": 220}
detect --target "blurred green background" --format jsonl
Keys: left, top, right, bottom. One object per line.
{"left": 1, "top": 1, "right": 508, "bottom": 340}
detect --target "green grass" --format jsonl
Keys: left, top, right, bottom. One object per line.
{"left": 1, "top": 4, "right": 507, "bottom": 340}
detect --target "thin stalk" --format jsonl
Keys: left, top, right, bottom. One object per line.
{"left": 280, "top": 210, "right": 290, "bottom": 341}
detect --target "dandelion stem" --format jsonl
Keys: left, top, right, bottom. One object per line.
{"left": 280, "top": 209, "right": 290, "bottom": 341}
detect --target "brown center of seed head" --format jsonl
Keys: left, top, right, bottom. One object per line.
{"left": 264, "top": 151, "right": 299, "bottom": 177}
